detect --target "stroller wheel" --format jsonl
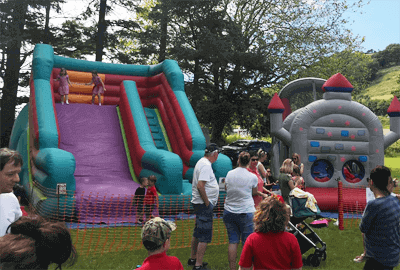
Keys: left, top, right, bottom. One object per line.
{"left": 322, "top": 251, "right": 327, "bottom": 261}
{"left": 307, "top": 254, "right": 321, "bottom": 267}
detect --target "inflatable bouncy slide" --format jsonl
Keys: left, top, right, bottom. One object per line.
{"left": 268, "top": 73, "right": 400, "bottom": 211}
{"left": 10, "top": 44, "right": 231, "bottom": 223}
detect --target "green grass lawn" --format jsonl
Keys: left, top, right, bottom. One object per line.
{"left": 58, "top": 157, "right": 400, "bottom": 269}
{"left": 364, "top": 65, "right": 400, "bottom": 100}
{"left": 62, "top": 224, "right": 399, "bottom": 270}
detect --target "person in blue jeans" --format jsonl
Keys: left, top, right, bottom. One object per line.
{"left": 360, "top": 165, "right": 400, "bottom": 270}
{"left": 189, "top": 144, "right": 220, "bottom": 270}
{"left": 223, "top": 151, "right": 266, "bottom": 270}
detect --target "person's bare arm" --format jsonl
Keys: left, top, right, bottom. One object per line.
{"left": 300, "top": 163, "right": 304, "bottom": 175}
{"left": 288, "top": 179, "right": 295, "bottom": 190}
{"left": 252, "top": 187, "right": 258, "bottom": 196}
{"left": 197, "top": 180, "right": 209, "bottom": 207}
{"left": 85, "top": 79, "right": 93, "bottom": 86}
{"left": 257, "top": 163, "right": 267, "bottom": 178}
{"left": 101, "top": 79, "right": 106, "bottom": 91}
{"left": 263, "top": 187, "right": 272, "bottom": 194}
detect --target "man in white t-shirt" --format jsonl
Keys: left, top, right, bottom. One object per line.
{"left": 0, "top": 148, "right": 23, "bottom": 236}
{"left": 189, "top": 144, "right": 220, "bottom": 270}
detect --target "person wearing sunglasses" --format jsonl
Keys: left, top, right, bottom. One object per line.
{"left": 247, "top": 151, "right": 273, "bottom": 208}
{"left": 265, "top": 168, "right": 278, "bottom": 191}
{"left": 291, "top": 153, "right": 304, "bottom": 176}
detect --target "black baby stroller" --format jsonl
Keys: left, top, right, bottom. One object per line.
{"left": 288, "top": 194, "right": 327, "bottom": 267}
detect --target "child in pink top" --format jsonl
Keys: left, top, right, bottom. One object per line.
{"left": 55, "top": 68, "right": 72, "bottom": 104}
{"left": 86, "top": 70, "right": 106, "bottom": 106}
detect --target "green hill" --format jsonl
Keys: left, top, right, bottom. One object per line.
{"left": 363, "top": 65, "right": 400, "bottom": 100}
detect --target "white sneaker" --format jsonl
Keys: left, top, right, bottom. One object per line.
{"left": 66, "top": 100, "right": 69, "bottom": 104}
{"left": 99, "top": 104, "right": 101, "bottom": 106}
{"left": 61, "top": 101, "right": 64, "bottom": 105}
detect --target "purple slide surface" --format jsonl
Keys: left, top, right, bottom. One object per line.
{"left": 56, "top": 103, "right": 140, "bottom": 223}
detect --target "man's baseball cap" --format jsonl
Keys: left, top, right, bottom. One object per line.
{"left": 141, "top": 217, "right": 177, "bottom": 246}
{"left": 205, "top": 143, "right": 221, "bottom": 154}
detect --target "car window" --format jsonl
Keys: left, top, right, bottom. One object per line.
{"left": 230, "top": 141, "right": 249, "bottom": 147}
{"left": 248, "top": 142, "right": 261, "bottom": 150}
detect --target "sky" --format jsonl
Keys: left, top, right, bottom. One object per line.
{"left": 345, "top": 0, "right": 400, "bottom": 52}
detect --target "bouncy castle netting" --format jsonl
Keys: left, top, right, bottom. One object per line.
{"left": 337, "top": 181, "right": 400, "bottom": 230}
{"left": 28, "top": 181, "right": 230, "bottom": 256}
{"left": 24, "top": 180, "right": 394, "bottom": 256}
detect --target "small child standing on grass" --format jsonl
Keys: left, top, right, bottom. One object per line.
{"left": 144, "top": 175, "right": 159, "bottom": 221}
{"left": 134, "top": 177, "right": 148, "bottom": 223}
{"left": 55, "top": 68, "right": 72, "bottom": 105}
{"left": 86, "top": 70, "right": 106, "bottom": 106}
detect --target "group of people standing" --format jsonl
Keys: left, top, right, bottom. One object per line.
{"left": 187, "top": 147, "right": 400, "bottom": 270}
{"left": 188, "top": 145, "right": 302, "bottom": 270}
{"left": 1, "top": 144, "right": 400, "bottom": 270}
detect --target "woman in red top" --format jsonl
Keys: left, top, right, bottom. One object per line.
{"left": 239, "top": 197, "right": 303, "bottom": 270}
{"left": 247, "top": 151, "right": 274, "bottom": 208}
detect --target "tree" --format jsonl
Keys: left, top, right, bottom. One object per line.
{"left": 96, "top": 0, "right": 107, "bottom": 61}
{"left": 372, "top": 43, "right": 400, "bottom": 68}
{"left": 285, "top": 49, "right": 377, "bottom": 112}
{"left": 51, "top": 0, "right": 140, "bottom": 62}
{"left": 131, "top": 0, "right": 365, "bottom": 144}
{"left": 0, "top": 0, "right": 64, "bottom": 147}
{"left": 0, "top": 0, "right": 28, "bottom": 147}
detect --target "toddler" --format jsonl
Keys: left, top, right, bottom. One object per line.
{"left": 55, "top": 68, "right": 72, "bottom": 104}
{"left": 86, "top": 70, "right": 106, "bottom": 106}
{"left": 134, "top": 177, "right": 148, "bottom": 223}
{"left": 144, "top": 175, "right": 159, "bottom": 221}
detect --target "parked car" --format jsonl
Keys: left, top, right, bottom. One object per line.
{"left": 221, "top": 140, "right": 272, "bottom": 166}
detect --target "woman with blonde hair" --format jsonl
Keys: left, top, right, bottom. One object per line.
{"left": 238, "top": 197, "right": 302, "bottom": 270}
{"left": 292, "top": 153, "right": 304, "bottom": 176}
{"left": 247, "top": 151, "right": 274, "bottom": 208}
{"left": 278, "top": 158, "right": 295, "bottom": 205}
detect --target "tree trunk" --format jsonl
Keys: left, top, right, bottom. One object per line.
{"left": 1, "top": 1, "right": 27, "bottom": 148}
{"left": 43, "top": 0, "right": 51, "bottom": 44}
{"left": 96, "top": 0, "right": 107, "bottom": 62}
{"left": 210, "top": 114, "right": 228, "bottom": 146}
{"left": 158, "top": 0, "right": 168, "bottom": 62}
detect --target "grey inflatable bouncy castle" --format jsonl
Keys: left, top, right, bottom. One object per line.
{"left": 268, "top": 73, "right": 400, "bottom": 192}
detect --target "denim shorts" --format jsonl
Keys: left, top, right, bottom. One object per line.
{"left": 192, "top": 203, "right": 214, "bottom": 243}
{"left": 223, "top": 210, "right": 254, "bottom": 244}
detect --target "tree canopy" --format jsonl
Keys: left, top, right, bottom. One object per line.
{"left": 127, "top": 0, "right": 365, "bottom": 144}
{"left": 0, "top": 0, "right": 381, "bottom": 146}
